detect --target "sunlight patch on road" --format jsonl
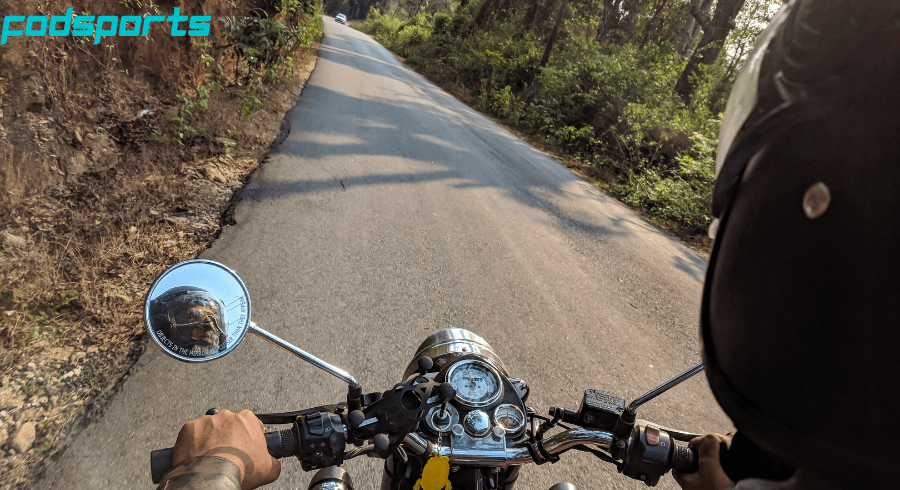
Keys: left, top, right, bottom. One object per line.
{"left": 357, "top": 119, "right": 396, "bottom": 129}
{"left": 409, "top": 133, "right": 468, "bottom": 152}
{"left": 289, "top": 131, "right": 368, "bottom": 145}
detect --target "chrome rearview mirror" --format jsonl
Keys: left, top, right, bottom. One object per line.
{"left": 145, "top": 259, "right": 360, "bottom": 388}
{"left": 145, "top": 259, "right": 251, "bottom": 362}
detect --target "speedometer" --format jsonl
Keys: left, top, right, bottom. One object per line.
{"left": 446, "top": 360, "right": 502, "bottom": 407}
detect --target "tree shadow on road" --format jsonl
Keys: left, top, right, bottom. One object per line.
{"left": 238, "top": 27, "right": 708, "bottom": 284}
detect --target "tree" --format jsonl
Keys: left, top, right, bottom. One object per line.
{"left": 475, "top": 0, "right": 503, "bottom": 28}
{"left": 538, "top": 0, "right": 570, "bottom": 67}
{"left": 675, "top": 0, "right": 713, "bottom": 57}
{"left": 596, "top": 0, "right": 641, "bottom": 44}
{"left": 637, "top": 0, "right": 688, "bottom": 48}
{"left": 523, "top": 0, "right": 541, "bottom": 31}
{"left": 704, "top": 0, "right": 781, "bottom": 111}
{"left": 674, "top": 0, "right": 747, "bottom": 104}
{"left": 523, "top": 0, "right": 570, "bottom": 105}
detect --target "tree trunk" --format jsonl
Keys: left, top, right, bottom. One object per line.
{"left": 523, "top": 0, "right": 540, "bottom": 30}
{"left": 674, "top": 0, "right": 746, "bottom": 105}
{"left": 523, "top": 0, "right": 569, "bottom": 106}
{"left": 596, "top": 0, "right": 621, "bottom": 43}
{"left": 538, "top": 0, "right": 570, "bottom": 68}
{"left": 494, "top": 0, "right": 513, "bottom": 22}
{"left": 675, "top": 0, "right": 712, "bottom": 57}
{"left": 475, "top": 0, "right": 502, "bottom": 28}
{"left": 639, "top": 0, "right": 671, "bottom": 47}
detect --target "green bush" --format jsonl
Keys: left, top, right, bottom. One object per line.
{"left": 449, "top": 12, "right": 474, "bottom": 37}
{"left": 280, "top": 0, "right": 317, "bottom": 18}
{"left": 226, "top": 15, "right": 317, "bottom": 79}
{"left": 617, "top": 166, "right": 712, "bottom": 234}
{"left": 402, "top": 13, "right": 430, "bottom": 29}
{"left": 432, "top": 12, "right": 452, "bottom": 36}
{"left": 397, "top": 25, "right": 431, "bottom": 49}
{"left": 221, "top": 7, "right": 322, "bottom": 117}
{"left": 482, "top": 85, "right": 515, "bottom": 117}
{"left": 361, "top": 9, "right": 405, "bottom": 48}
{"left": 612, "top": 130, "right": 716, "bottom": 233}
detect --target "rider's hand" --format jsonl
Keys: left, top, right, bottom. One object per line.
{"left": 672, "top": 433, "right": 734, "bottom": 490}
{"left": 172, "top": 409, "right": 281, "bottom": 490}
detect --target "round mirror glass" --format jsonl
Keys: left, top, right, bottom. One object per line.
{"left": 144, "top": 259, "right": 251, "bottom": 362}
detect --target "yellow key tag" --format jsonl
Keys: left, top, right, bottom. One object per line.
{"left": 414, "top": 453, "right": 452, "bottom": 490}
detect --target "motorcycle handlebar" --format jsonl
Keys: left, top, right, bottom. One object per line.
{"left": 408, "top": 427, "right": 697, "bottom": 473}
{"left": 151, "top": 419, "right": 699, "bottom": 485}
{"left": 150, "top": 429, "right": 295, "bottom": 484}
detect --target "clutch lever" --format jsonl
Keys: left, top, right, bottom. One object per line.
{"left": 256, "top": 403, "right": 347, "bottom": 424}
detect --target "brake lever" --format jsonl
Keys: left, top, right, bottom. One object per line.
{"left": 634, "top": 419, "right": 703, "bottom": 443}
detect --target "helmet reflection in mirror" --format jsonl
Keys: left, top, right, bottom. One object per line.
{"left": 148, "top": 286, "right": 228, "bottom": 357}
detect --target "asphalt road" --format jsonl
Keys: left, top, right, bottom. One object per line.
{"left": 42, "top": 18, "right": 733, "bottom": 490}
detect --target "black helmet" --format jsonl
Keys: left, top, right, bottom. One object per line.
{"left": 148, "top": 286, "right": 228, "bottom": 356}
{"left": 702, "top": 0, "right": 900, "bottom": 485}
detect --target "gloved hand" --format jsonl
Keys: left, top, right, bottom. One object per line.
{"left": 673, "top": 433, "right": 734, "bottom": 490}
{"left": 172, "top": 409, "right": 281, "bottom": 490}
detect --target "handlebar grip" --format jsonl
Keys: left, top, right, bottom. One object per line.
{"left": 671, "top": 445, "right": 699, "bottom": 473}
{"left": 149, "top": 429, "right": 297, "bottom": 484}
{"left": 265, "top": 428, "right": 298, "bottom": 459}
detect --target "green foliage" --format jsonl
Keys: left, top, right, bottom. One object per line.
{"left": 613, "top": 132, "right": 717, "bottom": 234}
{"left": 361, "top": 10, "right": 435, "bottom": 57}
{"left": 402, "top": 13, "right": 430, "bottom": 29}
{"left": 352, "top": 1, "right": 779, "bottom": 237}
{"left": 168, "top": 5, "right": 323, "bottom": 140}
{"left": 396, "top": 24, "right": 431, "bottom": 49}
{"left": 362, "top": 9, "right": 406, "bottom": 47}
{"left": 280, "top": 0, "right": 318, "bottom": 18}
{"left": 220, "top": 6, "right": 322, "bottom": 117}
{"left": 239, "top": 76, "right": 265, "bottom": 119}
{"left": 432, "top": 12, "right": 452, "bottom": 36}
{"left": 617, "top": 167, "right": 712, "bottom": 233}
{"left": 482, "top": 85, "right": 516, "bottom": 118}
{"left": 171, "top": 80, "right": 221, "bottom": 143}
{"left": 227, "top": 15, "right": 307, "bottom": 80}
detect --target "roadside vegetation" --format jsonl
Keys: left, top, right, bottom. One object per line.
{"left": 0, "top": 1, "right": 321, "bottom": 486}
{"left": 352, "top": 0, "right": 780, "bottom": 248}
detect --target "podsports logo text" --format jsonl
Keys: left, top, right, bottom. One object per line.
{"left": 1, "top": 8, "right": 210, "bottom": 45}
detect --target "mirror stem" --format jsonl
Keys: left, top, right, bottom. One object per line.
{"left": 248, "top": 322, "right": 360, "bottom": 388}
{"left": 627, "top": 362, "right": 704, "bottom": 413}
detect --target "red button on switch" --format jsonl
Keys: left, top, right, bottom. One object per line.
{"left": 646, "top": 426, "right": 660, "bottom": 446}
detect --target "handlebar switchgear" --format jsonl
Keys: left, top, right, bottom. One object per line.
{"left": 296, "top": 411, "right": 347, "bottom": 471}
{"left": 622, "top": 423, "right": 696, "bottom": 486}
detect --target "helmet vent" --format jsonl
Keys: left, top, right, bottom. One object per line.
{"left": 803, "top": 182, "right": 831, "bottom": 219}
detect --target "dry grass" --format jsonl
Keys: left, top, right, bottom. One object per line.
{"left": 0, "top": 0, "right": 320, "bottom": 482}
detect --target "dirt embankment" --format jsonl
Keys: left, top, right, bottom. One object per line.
{"left": 0, "top": 1, "right": 321, "bottom": 487}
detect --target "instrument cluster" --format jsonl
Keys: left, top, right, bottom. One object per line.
{"left": 423, "top": 359, "right": 527, "bottom": 438}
